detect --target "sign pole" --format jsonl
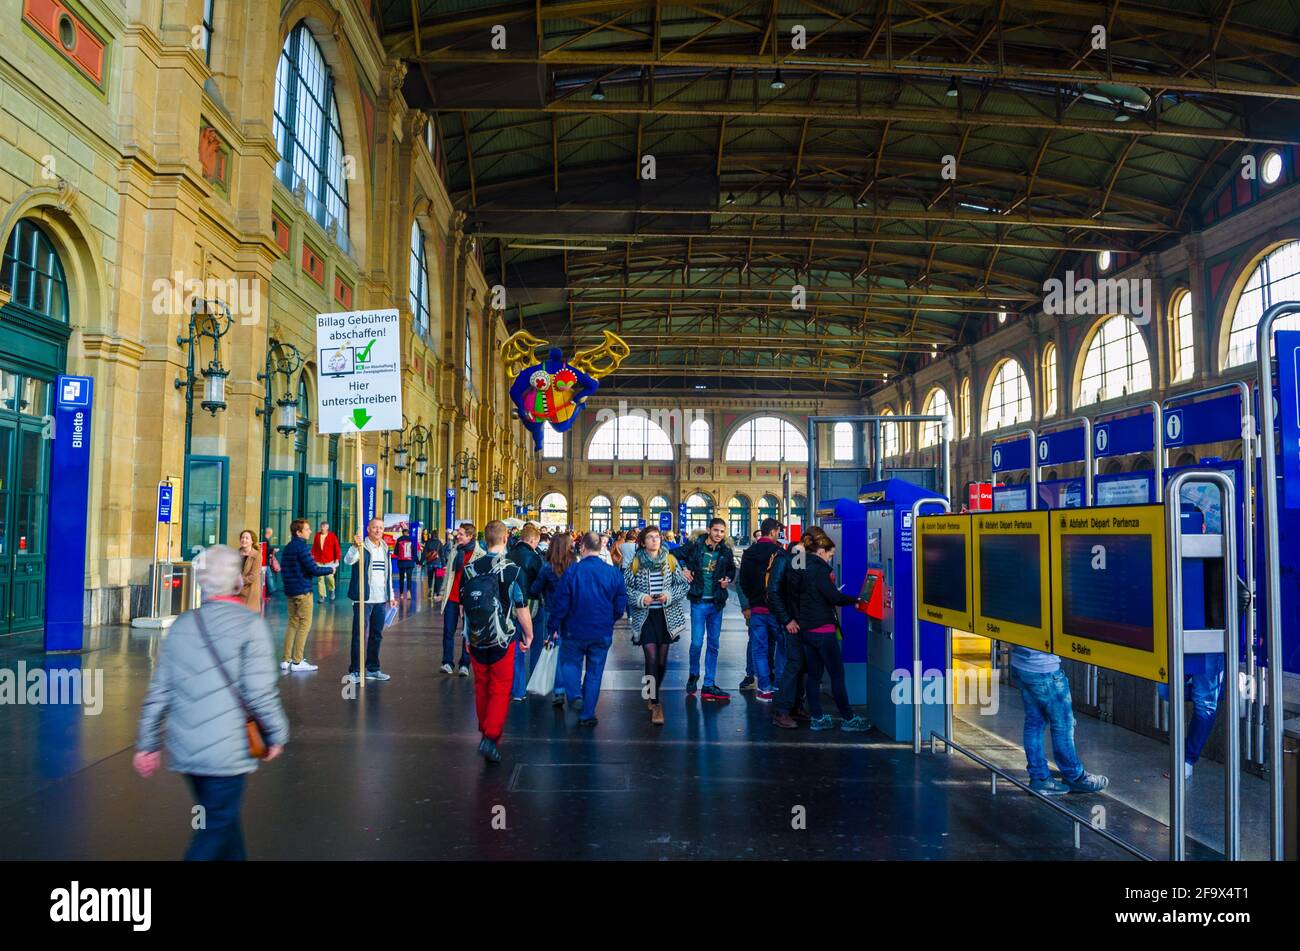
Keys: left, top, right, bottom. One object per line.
{"left": 357, "top": 430, "right": 366, "bottom": 683}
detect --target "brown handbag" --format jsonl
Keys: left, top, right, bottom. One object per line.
{"left": 194, "top": 608, "right": 271, "bottom": 760}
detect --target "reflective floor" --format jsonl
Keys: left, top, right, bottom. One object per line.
{"left": 0, "top": 581, "right": 1191, "bottom": 860}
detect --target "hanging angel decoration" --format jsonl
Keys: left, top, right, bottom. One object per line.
{"left": 500, "top": 330, "right": 631, "bottom": 452}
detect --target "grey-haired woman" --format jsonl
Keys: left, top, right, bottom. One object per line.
{"left": 134, "top": 545, "right": 288, "bottom": 860}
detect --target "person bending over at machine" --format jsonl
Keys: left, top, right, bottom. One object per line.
{"left": 1011, "top": 646, "right": 1108, "bottom": 795}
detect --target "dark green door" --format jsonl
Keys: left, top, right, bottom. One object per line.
{"left": 0, "top": 410, "right": 52, "bottom": 634}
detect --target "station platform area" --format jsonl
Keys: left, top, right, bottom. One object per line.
{"left": 0, "top": 579, "right": 1233, "bottom": 862}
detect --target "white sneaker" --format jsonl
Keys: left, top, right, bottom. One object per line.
{"left": 457, "top": 666, "right": 470, "bottom": 677}
{"left": 345, "top": 671, "right": 361, "bottom": 683}
{"left": 366, "top": 669, "right": 391, "bottom": 682}
{"left": 290, "top": 660, "right": 318, "bottom": 672}
{"left": 280, "top": 660, "right": 291, "bottom": 672}
{"left": 440, "top": 663, "right": 455, "bottom": 675}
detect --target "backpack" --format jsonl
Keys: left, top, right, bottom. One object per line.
{"left": 461, "top": 555, "right": 514, "bottom": 650}
{"left": 396, "top": 538, "right": 413, "bottom": 561}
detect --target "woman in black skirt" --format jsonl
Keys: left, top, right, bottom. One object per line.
{"left": 623, "top": 526, "right": 689, "bottom": 725}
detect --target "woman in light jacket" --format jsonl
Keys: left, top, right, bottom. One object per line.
{"left": 623, "top": 526, "right": 689, "bottom": 726}
{"left": 237, "top": 529, "right": 262, "bottom": 612}
{"left": 134, "top": 545, "right": 288, "bottom": 860}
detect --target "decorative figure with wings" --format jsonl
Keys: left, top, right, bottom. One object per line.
{"left": 501, "top": 330, "right": 631, "bottom": 452}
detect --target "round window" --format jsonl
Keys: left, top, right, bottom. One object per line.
{"left": 57, "top": 15, "right": 77, "bottom": 52}
{"left": 1261, "top": 149, "right": 1283, "bottom": 186}
{"left": 1097, "top": 250, "right": 1112, "bottom": 272}
{"left": 546, "top": 464, "right": 558, "bottom": 475}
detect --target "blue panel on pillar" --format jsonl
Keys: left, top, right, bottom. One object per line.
{"left": 446, "top": 488, "right": 456, "bottom": 531}
{"left": 658, "top": 511, "right": 671, "bottom": 531}
{"left": 1276, "top": 332, "right": 1300, "bottom": 509}
{"left": 362, "top": 464, "right": 377, "bottom": 524}
{"left": 46, "top": 375, "right": 94, "bottom": 652}
{"left": 991, "top": 437, "right": 1031, "bottom": 473}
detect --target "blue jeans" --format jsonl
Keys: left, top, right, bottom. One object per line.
{"left": 560, "top": 637, "right": 611, "bottom": 717}
{"left": 184, "top": 774, "right": 247, "bottom": 861}
{"left": 746, "top": 612, "right": 778, "bottom": 691}
{"left": 442, "top": 602, "right": 469, "bottom": 668}
{"left": 1016, "top": 668, "right": 1085, "bottom": 782}
{"left": 689, "top": 600, "right": 724, "bottom": 684}
{"left": 1159, "top": 654, "right": 1224, "bottom": 766}
{"left": 512, "top": 603, "right": 546, "bottom": 698}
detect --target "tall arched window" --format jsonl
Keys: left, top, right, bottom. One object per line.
{"left": 920, "top": 387, "right": 951, "bottom": 448}
{"left": 619, "top": 494, "right": 642, "bottom": 529}
{"left": 649, "top": 494, "right": 672, "bottom": 528}
{"left": 832, "top": 422, "right": 854, "bottom": 461}
{"left": 684, "top": 493, "right": 713, "bottom": 534}
{"left": 1171, "top": 290, "right": 1195, "bottom": 383}
{"left": 202, "top": 0, "right": 215, "bottom": 65}
{"left": 540, "top": 491, "right": 568, "bottom": 528}
{"left": 724, "top": 416, "right": 808, "bottom": 461}
{"left": 463, "top": 316, "right": 473, "bottom": 391}
{"left": 589, "top": 495, "right": 612, "bottom": 533}
{"left": 757, "top": 494, "right": 779, "bottom": 525}
{"left": 960, "top": 376, "right": 971, "bottom": 437}
{"left": 1078, "top": 315, "right": 1152, "bottom": 407}
{"left": 274, "top": 23, "right": 349, "bottom": 242}
{"left": 408, "top": 222, "right": 431, "bottom": 337}
{"left": 1042, "top": 344, "right": 1058, "bottom": 417}
{"left": 688, "top": 417, "right": 710, "bottom": 458}
{"left": 588, "top": 415, "right": 674, "bottom": 460}
{"left": 1225, "top": 241, "right": 1300, "bottom": 367}
{"left": 903, "top": 401, "right": 913, "bottom": 452}
{"left": 880, "top": 408, "right": 899, "bottom": 458}
{"left": 727, "top": 495, "right": 750, "bottom": 539}
{"left": 2, "top": 219, "right": 68, "bottom": 323}
{"left": 542, "top": 426, "right": 563, "bottom": 458}
{"left": 984, "top": 359, "right": 1032, "bottom": 432}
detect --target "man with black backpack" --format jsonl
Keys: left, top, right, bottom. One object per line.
{"left": 462, "top": 520, "right": 534, "bottom": 764}
{"left": 737, "top": 517, "right": 786, "bottom": 701}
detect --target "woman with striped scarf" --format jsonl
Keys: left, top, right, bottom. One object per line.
{"left": 623, "top": 526, "right": 689, "bottom": 726}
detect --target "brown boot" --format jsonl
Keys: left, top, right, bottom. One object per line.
{"left": 651, "top": 703, "right": 665, "bottom": 725}
{"left": 773, "top": 714, "right": 798, "bottom": 729}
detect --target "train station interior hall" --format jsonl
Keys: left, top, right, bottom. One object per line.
{"left": 2, "top": 0, "right": 1300, "bottom": 863}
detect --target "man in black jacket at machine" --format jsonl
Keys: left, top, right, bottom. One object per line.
{"left": 769, "top": 529, "right": 826, "bottom": 728}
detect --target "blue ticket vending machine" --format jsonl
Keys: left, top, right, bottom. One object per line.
{"left": 817, "top": 479, "right": 948, "bottom": 741}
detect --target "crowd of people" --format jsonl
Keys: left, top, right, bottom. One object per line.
{"left": 133, "top": 512, "right": 1112, "bottom": 859}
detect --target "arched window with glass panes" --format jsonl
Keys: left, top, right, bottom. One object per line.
{"left": 832, "top": 422, "right": 854, "bottom": 461}
{"left": 542, "top": 426, "right": 563, "bottom": 458}
{"left": 408, "top": 222, "right": 431, "bottom": 338}
{"left": 724, "top": 416, "right": 808, "bottom": 461}
{"left": 880, "top": 408, "right": 899, "bottom": 457}
{"left": 920, "top": 387, "right": 951, "bottom": 448}
{"left": 684, "top": 493, "right": 713, "bottom": 534}
{"left": 589, "top": 495, "right": 612, "bottom": 533}
{"left": 983, "top": 359, "right": 1032, "bottom": 432}
{"left": 588, "top": 415, "right": 674, "bottom": 460}
{"left": 688, "top": 417, "right": 710, "bottom": 458}
{"left": 1171, "top": 290, "right": 1195, "bottom": 383}
{"left": 540, "top": 492, "right": 568, "bottom": 528}
{"left": 619, "top": 495, "right": 642, "bottom": 529}
{"left": 727, "top": 495, "right": 750, "bottom": 539}
{"left": 1077, "top": 315, "right": 1152, "bottom": 407}
{"left": 274, "top": 23, "right": 349, "bottom": 244}
{"left": 1224, "top": 241, "right": 1300, "bottom": 368}
{"left": 649, "top": 495, "right": 672, "bottom": 529}
{"left": 1042, "top": 344, "right": 1058, "bottom": 417}
{"left": 960, "top": 376, "right": 971, "bottom": 437}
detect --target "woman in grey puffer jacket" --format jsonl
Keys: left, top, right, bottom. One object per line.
{"left": 134, "top": 545, "right": 289, "bottom": 860}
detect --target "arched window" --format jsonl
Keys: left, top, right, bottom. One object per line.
{"left": 902, "top": 401, "right": 913, "bottom": 452}
{"left": 688, "top": 417, "right": 710, "bottom": 458}
{"left": 1, "top": 220, "right": 68, "bottom": 323}
{"left": 589, "top": 495, "right": 612, "bottom": 533}
{"left": 960, "top": 376, "right": 971, "bottom": 437}
{"left": 1225, "top": 241, "right": 1300, "bottom": 367}
{"left": 463, "top": 316, "right": 473, "bottom": 391}
{"left": 984, "top": 359, "right": 1032, "bottom": 432}
{"left": 619, "top": 494, "right": 642, "bottom": 529}
{"left": 1078, "top": 315, "right": 1152, "bottom": 407}
{"left": 274, "top": 23, "right": 349, "bottom": 242}
{"left": 684, "top": 493, "right": 713, "bottom": 534}
{"left": 202, "top": 0, "right": 215, "bottom": 65}
{"left": 1171, "top": 290, "right": 1195, "bottom": 383}
{"left": 587, "top": 415, "right": 674, "bottom": 460}
{"left": 649, "top": 494, "right": 672, "bottom": 528}
{"left": 727, "top": 495, "right": 750, "bottom": 540}
{"left": 920, "top": 388, "right": 951, "bottom": 448}
{"left": 832, "top": 422, "right": 854, "bottom": 461}
{"left": 792, "top": 493, "right": 807, "bottom": 526}
{"left": 1042, "top": 344, "right": 1058, "bottom": 417}
{"left": 408, "top": 222, "right": 431, "bottom": 337}
{"left": 540, "top": 492, "right": 568, "bottom": 528}
{"left": 878, "top": 408, "right": 899, "bottom": 458}
{"left": 757, "top": 494, "right": 779, "bottom": 525}
{"left": 542, "top": 425, "right": 563, "bottom": 458}
{"left": 724, "top": 416, "right": 808, "bottom": 461}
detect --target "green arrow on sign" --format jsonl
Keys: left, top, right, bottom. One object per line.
{"left": 353, "top": 408, "right": 371, "bottom": 429}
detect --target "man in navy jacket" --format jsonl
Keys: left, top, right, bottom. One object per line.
{"left": 279, "top": 518, "right": 334, "bottom": 672}
{"left": 546, "top": 532, "right": 628, "bottom": 724}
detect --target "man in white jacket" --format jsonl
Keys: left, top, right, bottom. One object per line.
{"left": 344, "top": 517, "right": 398, "bottom": 682}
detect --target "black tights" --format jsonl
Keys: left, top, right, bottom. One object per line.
{"left": 643, "top": 643, "right": 669, "bottom": 706}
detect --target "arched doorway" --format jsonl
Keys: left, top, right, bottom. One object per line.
{"left": 727, "top": 495, "right": 750, "bottom": 540}
{"left": 540, "top": 492, "right": 568, "bottom": 528}
{"left": 590, "top": 494, "right": 612, "bottom": 533}
{"left": 684, "top": 492, "right": 713, "bottom": 534}
{"left": 619, "top": 494, "right": 642, "bottom": 529}
{"left": 0, "top": 219, "right": 70, "bottom": 634}
{"left": 758, "top": 494, "right": 780, "bottom": 525}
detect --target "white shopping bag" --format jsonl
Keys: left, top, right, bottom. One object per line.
{"left": 526, "top": 641, "right": 558, "bottom": 696}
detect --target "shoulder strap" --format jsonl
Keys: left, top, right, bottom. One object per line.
{"left": 193, "top": 608, "right": 252, "bottom": 720}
